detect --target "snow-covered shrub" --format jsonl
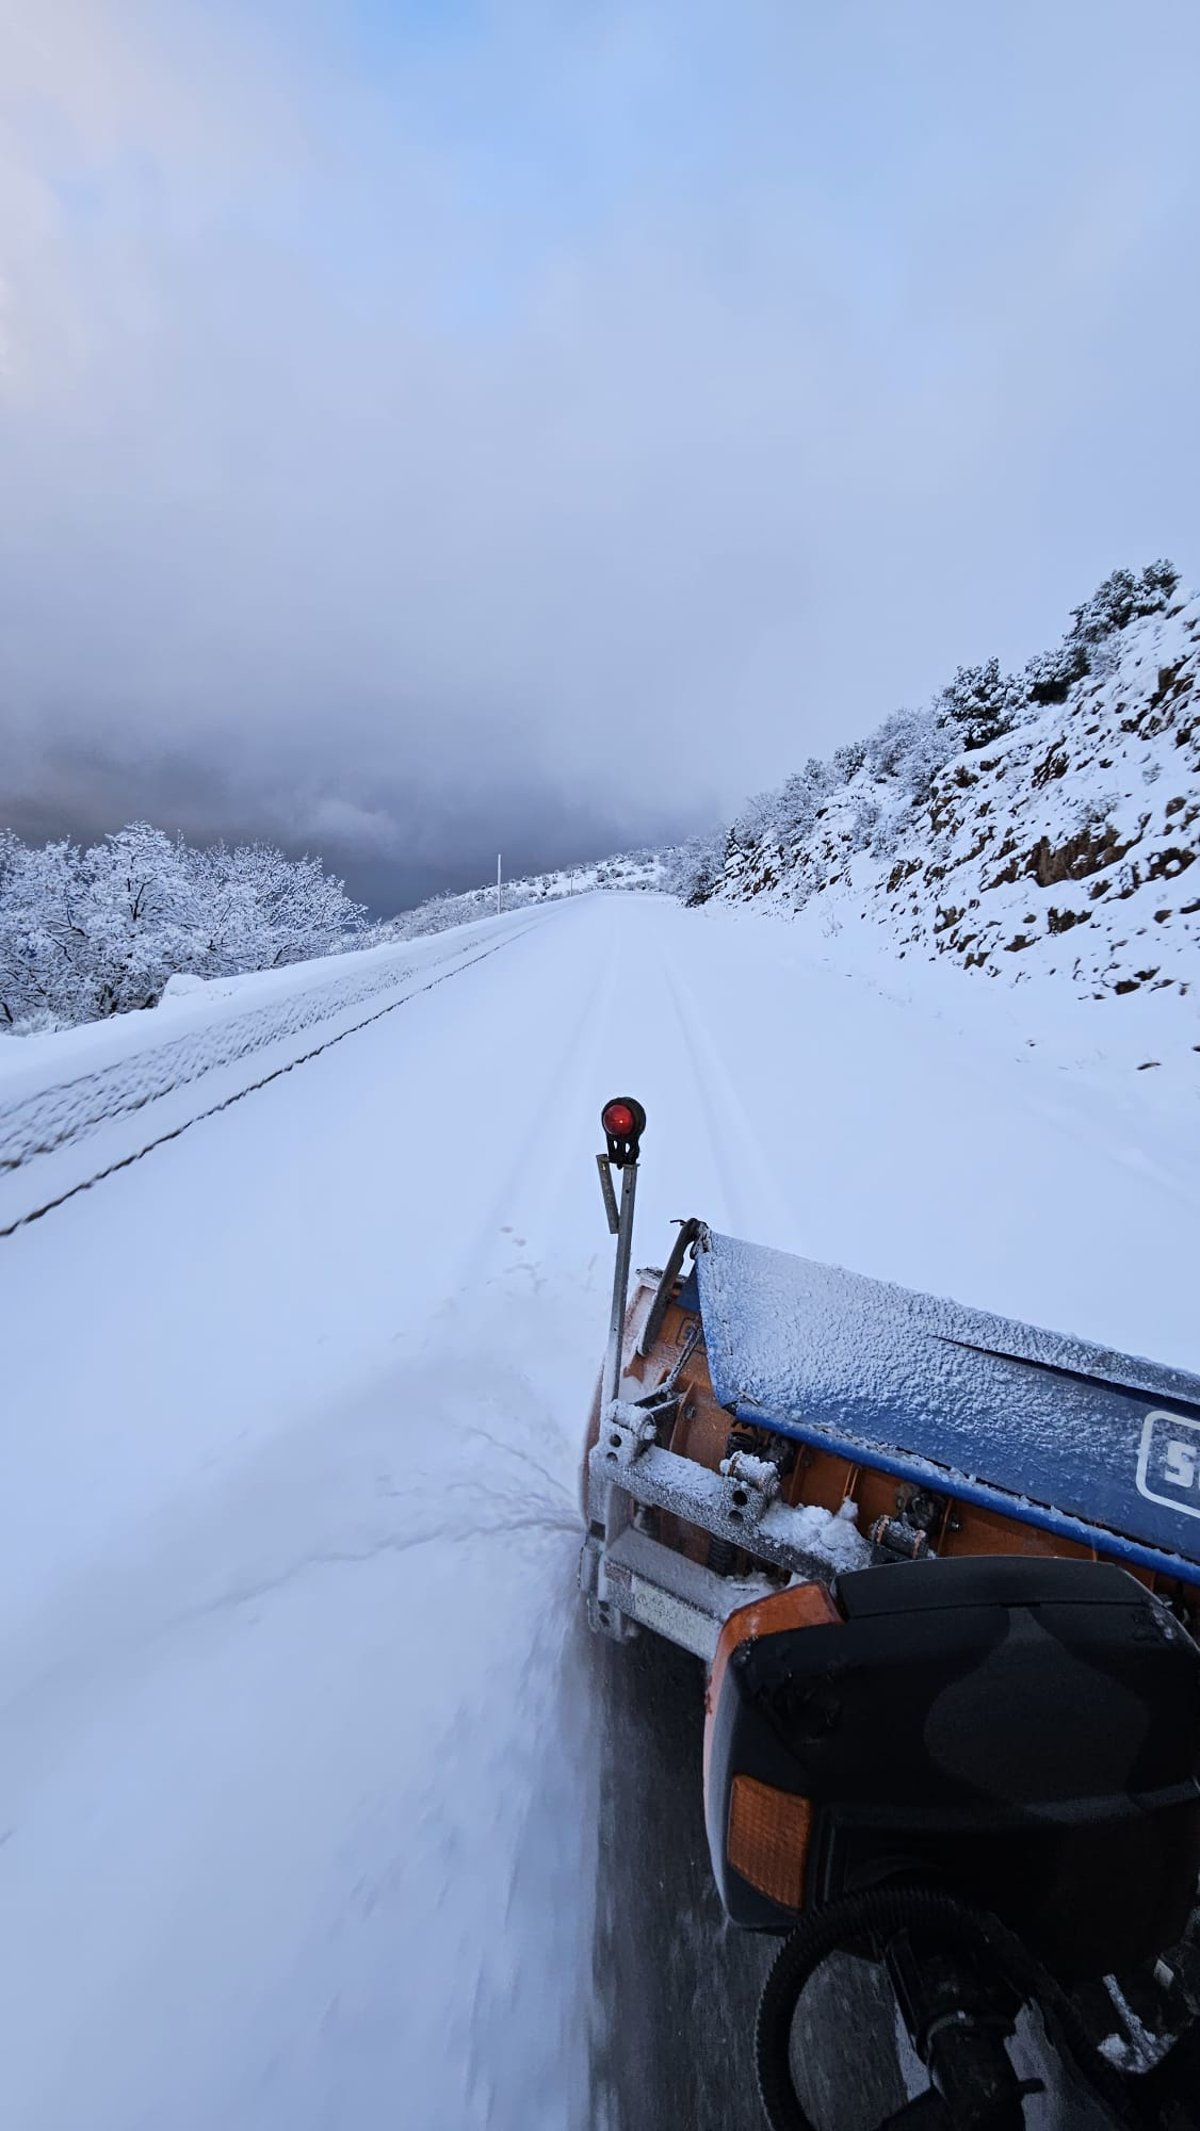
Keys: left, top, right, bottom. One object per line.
{"left": 765, "top": 759, "right": 839, "bottom": 844}
{"left": 846, "top": 790, "right": 882, "bottom": 847}
{"left": 1024, "top": 638, "right": 1091, "bottom": 707}
{"left": 864, "top": 705, "right": 956, "bottom": 796}
{"left": 936, "top": 658, "right": 1027, "bottom": 751}
{"left": 657, "top": 831, "right": 722, "bottom": 905}
{"left": 831, "top": 739, "right": 867, "bottom": 782}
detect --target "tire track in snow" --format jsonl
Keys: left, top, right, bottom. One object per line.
{"left": 654, "top": 947, "right": 795, "bottom": 1242}
{"left": 446, "top": 905, "right": 629, "bottom": 1301}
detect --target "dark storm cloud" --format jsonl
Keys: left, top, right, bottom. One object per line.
{"left": 1, "top": 0, "right": 1198, "bottom": 911}
{"left": 0, "top": 726, "right": 692, "bottom": 912}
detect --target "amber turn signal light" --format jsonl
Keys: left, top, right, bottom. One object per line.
{"left": 726, "top": 1775, "right": 813, "bottom": 1910}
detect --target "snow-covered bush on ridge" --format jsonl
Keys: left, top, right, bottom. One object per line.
{"left": 1068, "top": 561, "right": 1179, "bottom": 651}
{"left": 1015, "top": 567, "right": 1178, "bottom": 709}
{"left": 936, "top": 657, "right": 1027, "bottom": 751}
{"left": 0, "top": 822, "right": 367, "bottom": 1032}
{"left": 1022, "top": 638, "right": 1090, "bottom": 708}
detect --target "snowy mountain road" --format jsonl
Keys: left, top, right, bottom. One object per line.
{"left": 1, "top": 892, "right": 1194, "bottom": 2130}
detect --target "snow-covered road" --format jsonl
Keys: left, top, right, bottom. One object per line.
{"left": 2, "top": 893, "right": 1196, "bottom": 2131}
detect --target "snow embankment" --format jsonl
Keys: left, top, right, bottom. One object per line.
{"left": 0, "top": 911, "right": 536, "bottom": 1230}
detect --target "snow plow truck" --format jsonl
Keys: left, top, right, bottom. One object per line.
{"left": 580, "top": 1098, "right": 1200, "bottom": 2131}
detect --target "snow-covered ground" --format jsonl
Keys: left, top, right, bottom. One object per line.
{"left": 2, "top": 892, "right": 1198, "bottom": 2130}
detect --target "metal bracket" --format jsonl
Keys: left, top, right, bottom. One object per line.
{"left": 595, "top": 1154, "right": 620, "bottom": 1236}
{"left": 719, "top": 1448, "right": 781, "bottom": 1528}
{"left": 584, "top": 1434, "right": 867, "bottom": 1590}
{"left": 601, "top": 1155, "right": 639, "bottom": 1410}
{"left": 595, "top": 1398, "right": 663, "bottom": 1476}
{"left": 584, "top": 1524, "right": 768, "bottom": 1657}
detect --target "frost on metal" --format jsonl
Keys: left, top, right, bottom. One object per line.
{"left": 588, "top": 1413, "right": 870, "bottom": 1579}
{"left": 719, "top": 1449, "right": 782, "bottom": 1496}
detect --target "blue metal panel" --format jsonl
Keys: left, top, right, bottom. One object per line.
{"left": 731, "top": 1400, "right": 1200, "bottom": 1589}
{"left": 695, "top": 1231, "right": 1200, "bottom": 1577}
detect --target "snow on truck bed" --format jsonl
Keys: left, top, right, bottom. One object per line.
{"left": 1, "top": 891, "right": 1198, "bottom": 2131}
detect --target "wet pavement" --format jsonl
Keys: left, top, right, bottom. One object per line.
{"left": 590, "top": 1630, "right": 772, "bottom": 2131}
{"left": 587, "top": 1629, "right": 1111, "bottom": 2131}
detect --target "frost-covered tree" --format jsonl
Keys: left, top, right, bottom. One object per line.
{"left": 673, "top": 826, "right": 731, "bottom": 906}
{"left": 79, "top": 822, "right": 200, "bottom": 1016}
{"left": 0, "top": 824, "right": 367, "bottom": 1033}
{"left": 215, "top": 842, "right": 361, "bottom": 968}
{"left": 0, "top": 836, "right": 91, "bottom": 1027}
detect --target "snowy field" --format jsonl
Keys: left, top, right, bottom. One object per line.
{"left": 2, "top": 891, "right": 1198, "bottom": 2131}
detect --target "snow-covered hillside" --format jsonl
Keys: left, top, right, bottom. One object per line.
{"left": 692, "top": 566, "right": 1199, "bottom": 1070}
{"left": 2, "top": 891, "right": 1198, "bottom": 2131}
{"left": 385, "top": 847, "right": 670, "bottom": 940}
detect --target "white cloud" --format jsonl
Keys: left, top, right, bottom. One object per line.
{"left": 1, "top": 0, "right": 1198, "bottom": 898}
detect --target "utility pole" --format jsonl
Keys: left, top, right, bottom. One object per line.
{"left": 496, "top": 853, "right": 502, "bottom": 917}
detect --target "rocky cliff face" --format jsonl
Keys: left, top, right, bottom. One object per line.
{"left": 704, "top": 579, "right": 1200, "bottom": 1014}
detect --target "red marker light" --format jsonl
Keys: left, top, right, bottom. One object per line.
{"left": 600, "top": 1095, "right": 645, "bottom": 1172}
{"left": 602, "top": 1100, "right": 636, "bottom": 1139}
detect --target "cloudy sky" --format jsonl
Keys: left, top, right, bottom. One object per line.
{"left": 1, "top": 1, "right": 1197, "bottom": 910}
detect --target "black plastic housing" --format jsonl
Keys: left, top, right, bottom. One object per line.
{"left": 705, "top": 1556, "right": 1200, "bottom": 1978}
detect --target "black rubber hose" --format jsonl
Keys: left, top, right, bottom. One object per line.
{"left": 754, "top": 1886, "right": 1149, "bottom": 2131}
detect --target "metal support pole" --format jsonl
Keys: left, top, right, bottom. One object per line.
{"left": 602, "top": 1160, "right": 639, "bottom": 1410}
{"left": 496, "top": 853, "right": 502, "bottom": 917}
